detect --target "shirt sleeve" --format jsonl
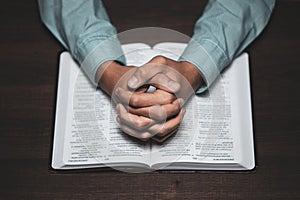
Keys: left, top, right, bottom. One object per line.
{"left": 38, "top": 0, "right": 126, "bottom": 85}
{"left": 179, "top": 0, "right": 275, "bottom": 93}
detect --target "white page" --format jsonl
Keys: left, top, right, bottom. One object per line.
{"left": 65, "top": 69, "right": 150, "bottom": 166}
{"left": 227, "top": 54, "right": 255, "bottom": 169}
{"left": 53, "top": 44, "right": 156, "bottom": 169}
{"left": 149, "top": 43, "right": 253, "bottom": 169}
{"left": 53, "top": 42, "right": 254, "bottom": 170}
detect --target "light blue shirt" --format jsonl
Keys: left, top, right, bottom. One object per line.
{"left": 38, "top": 0, "right": 275, "bottom": 93}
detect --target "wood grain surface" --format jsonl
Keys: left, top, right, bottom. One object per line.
{"left": 0, "top": 0, "right": 299, "bottom": 199}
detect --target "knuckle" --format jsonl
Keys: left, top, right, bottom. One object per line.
{"left": 170, "top": 104, "right": 180, "bottom": 116}
{"left": 164, "top": 99, "right": 173, "bottom": 105}
{"left": 170, "top": 92, "right": 176, "bottom": 98}
{"left": 174, "top": 102, "right": 181, "bottom": 111}
{"left": 135, "top": 119, "right": 147, "bottom": 128}
{"left": 139, "top": 133, "right": 151, "bottom": 141}
{"left": 169, "top": 94, "right": 177, "bottom": 102}
{"left": 151, "top": 55, "right": 167, "bottom": 64}
{"left": 136, "top": 67, "right": 146, "bottom": 76}
{"left": 132, "top": 68, "right": 145, "bottom": 81}
{"left": 156, "top": 130, "right": 167, "bottom": 137}
{"left": 156, "top": 126, "right": 168, "bottom": 137}
{"left": 130, "top": 96, "right": 140, "bottom": 107}
{"left": 165, "top": 95, "right": 175, "bottom": 104}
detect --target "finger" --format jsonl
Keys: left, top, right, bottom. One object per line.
{"left": 115, "top": 87, "right": 177, "bottom": 108}
{"left": 127, "top": 98, "right": 184, "bottom": 121}
{"left": 127, "top": 62, "right": 179, "bottom": 93}
{"left": 129, "top": 89, "right": 177, "bottom": 107}
{"left": 114, "top": 87, "right": 134, "bottom": 105}
{"left": 148, "top": 108, "right": 185, "bottom": 137}
{"left": 152, "top": 128, "right": 179, "bottom": 143}
{"left": 117, "top": 104, "right": 154, "bottom": 130}
{"left": 117, "top": 117, "right": 152, "bottom": 140}
{"left": 135, "top": 85, "right": 149, "bottom": 93}
{"left": 116, "top": 117, "right": 153, "bottom": 141}
{"left": 113, "top": 85, "right": 148, "bottom": 105}
{"left": 148, "top": 73, "right": 180, "bottom": 93}
{"left": 127, "top": 64, "right": 160, "bottom": 89}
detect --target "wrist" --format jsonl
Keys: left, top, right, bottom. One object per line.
{"left": 179, "top": 61, "right": 203, "bottom": 91}
{"left": 97, "top": 61, "right": 130, "bottom": 96}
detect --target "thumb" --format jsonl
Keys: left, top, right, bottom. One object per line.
{"left": 127, "top": 63, "right": 180, "bottom": 93}
{"left": 148, "top": 73, "right": 180, "bottom": 93}
{"left": 127, "top": 62, "right": 162, "bottom": 89}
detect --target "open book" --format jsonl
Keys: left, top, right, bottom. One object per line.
{"left": 52, "top": 42, "right": 255, "bottom": 171}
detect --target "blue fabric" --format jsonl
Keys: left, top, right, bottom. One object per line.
{"left": 38, "top": 0, "right": 125, "bottom": 85}
{"left": 179, "top": 0, "right": 275, "bottom": 93}
{"left": 38, "top": 0, "right": 275, "bottom": 91}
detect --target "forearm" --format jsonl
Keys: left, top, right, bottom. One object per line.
{"left": 176, "top": 61, "right": 204, "bottom": 92}
{"left": 180, "top": 0, "right": 275, "bottom": 93}
{"left": 97, "top": 61, "right": 134, "bottom": 96}
{"left": 38, "top": 0, "right": 125, "bottom": 85}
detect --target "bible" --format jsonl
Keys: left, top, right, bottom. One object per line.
{"left": 52, "top": 42, "right": 255, "bottom": 171}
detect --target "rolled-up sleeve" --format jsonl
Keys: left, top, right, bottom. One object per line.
{"left": 179, "top": 0, "right": 275, "bottom": 93}
{"left": 38, "top": 0, "right": 126, "bottom": 85}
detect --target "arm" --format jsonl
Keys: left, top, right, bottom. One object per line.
{"left": 117, "top": 0, "right": 276, "bottom": 141}
{"left": 179, "top": 0, "right": 276, "bottom": 93}
{"left": 38, "top": 0, "right": 126, "bottom": 85}
{"left": 115, "top": 56, "right": 202, "bottom": 142}
{"left": 38, "top": 0, "right": 181, "bottom": 142}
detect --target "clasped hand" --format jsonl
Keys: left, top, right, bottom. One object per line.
{"left": 98, "top": 56, "right": 203, "bottom": 143}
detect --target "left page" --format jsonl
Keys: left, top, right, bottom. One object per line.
{"left": 52, "top": 43, "right": 152, "bottom": 169}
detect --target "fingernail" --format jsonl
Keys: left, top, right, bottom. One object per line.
{"left": 168, "top": 80, "right": 179, "bottom": 91}
{"left": 128, "top": 76, "right": 138, "bottom": 87}
{"left": 178, "top": 98, "right": 185, "bottom": 106}
{"left": 115, "top": 88, "right": 120, "bottom": 96}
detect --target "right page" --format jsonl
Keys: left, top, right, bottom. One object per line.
{"left": 150, "top": 43, "right": 254, "bottom": 170}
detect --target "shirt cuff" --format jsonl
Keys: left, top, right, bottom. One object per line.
{"left": 178, "top": 39, "right": 229, "bottom": 94}
{"left": 75, "top": 34, "right": 126, "bottom": 86}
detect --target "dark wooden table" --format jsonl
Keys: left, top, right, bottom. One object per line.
{"left": 0, "top": 0, "right": 299, "bottom": 199}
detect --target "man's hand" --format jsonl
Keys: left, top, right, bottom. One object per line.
{"left": 114, "top": 56, "right": 203, "bottom": 142}
{"left": 97, "top": 61, "right": 135, "bottom": 96}
{"left": 127, "top": 56, "right": 203, "bottom": 99}
{"left": 110, "top": 67, "right": 184, "bottom": 141}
